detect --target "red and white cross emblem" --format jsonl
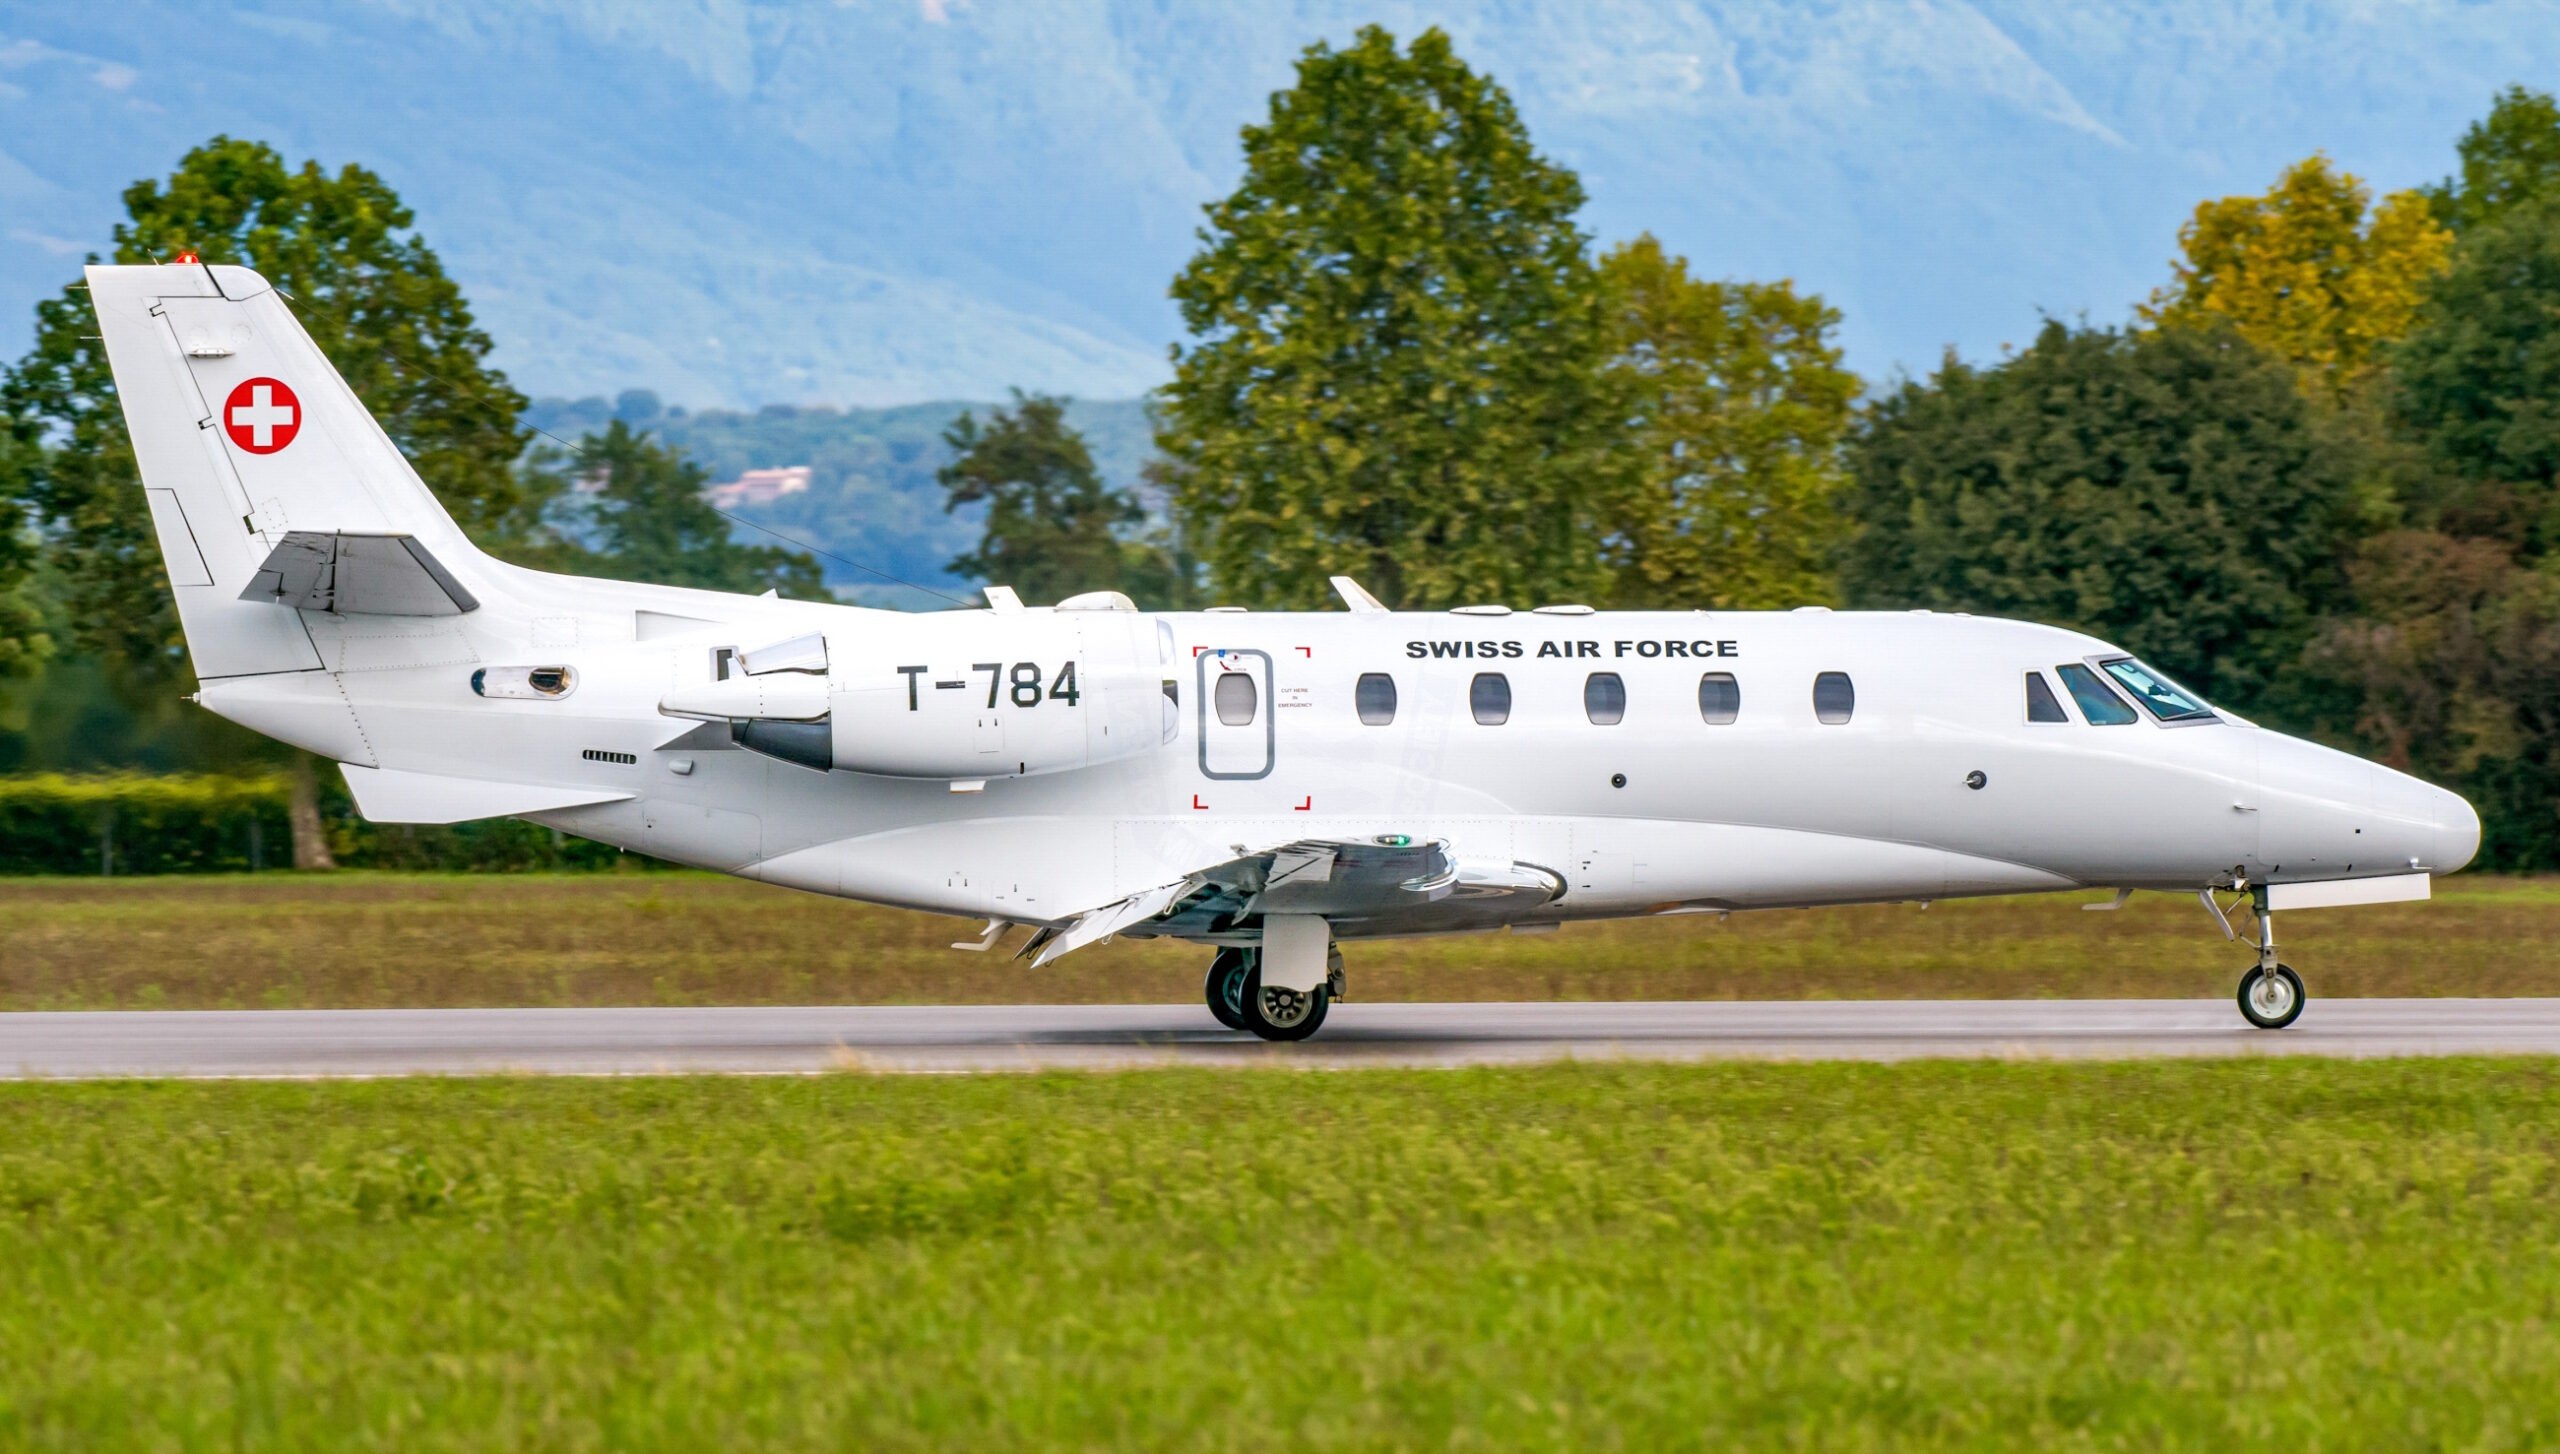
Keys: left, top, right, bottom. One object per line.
{"left": 223, "top": 377, "right": 301, "bottom": 454}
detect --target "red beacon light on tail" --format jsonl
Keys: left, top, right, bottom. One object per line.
{"left": 172, "top": 251, "right": 200, "bottom": 265}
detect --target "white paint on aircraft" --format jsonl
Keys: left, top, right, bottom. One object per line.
{"left": 86, "top": 260, "right": 2483, "bottom": 1040}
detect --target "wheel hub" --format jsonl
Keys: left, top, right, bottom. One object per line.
{"left": 1256, "top": 986, "right": 1313, "bottom": 1028}
{"left": 2249, "top": 972, "right": 2296, "bottom": 1019}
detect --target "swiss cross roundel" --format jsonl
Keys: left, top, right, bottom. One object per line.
{"left": 222, "top": 377, "right": 301, "bottom": 454}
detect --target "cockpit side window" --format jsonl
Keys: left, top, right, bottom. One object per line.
{"left": 2025, "top": 671, "right": 2068, "bottom": 723}
{"left": 2099, "top": 658, "right": 2216, "bottom": 722}
{"left": 2056, "top": 663, "right": 2137, "bottom": 725}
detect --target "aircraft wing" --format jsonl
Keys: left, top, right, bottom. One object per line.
{"left": 1020, "top": 837, "right": 1564, "bottom": 965}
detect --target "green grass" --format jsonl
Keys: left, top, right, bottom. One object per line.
{"left": 5, "top": 1060, "right": 2560, "bottom": 1449}
{"left": 4, "top": 871, "right": 2557, "bottom": 1009}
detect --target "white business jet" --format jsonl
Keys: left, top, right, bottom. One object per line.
{"left": 88, "top": 260, "right": 2480, "bottom": 1039}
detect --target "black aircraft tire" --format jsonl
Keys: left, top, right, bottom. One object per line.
{"left": 1240, "top": 965, "right": 1330, "bottom": 1043}
{"left": 2237, "top": 963, "right": 2306, "bottom": 1030}
{"left": 1205, "top": 949, "right": 1252, "bottom": 1032}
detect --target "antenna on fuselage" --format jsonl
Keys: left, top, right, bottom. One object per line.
{"left": 1331, "top": 576, "right": 1388, "bottom": 613}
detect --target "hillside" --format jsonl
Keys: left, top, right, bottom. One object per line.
{"left": 524, "top": 394, "right": 1157, "bottom": 603}
{"left": 5, "top": 2, "right": 2555, "bottom": 406}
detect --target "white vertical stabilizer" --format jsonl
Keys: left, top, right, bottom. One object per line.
{"left": 86, "top": 261, "right": 496, "bottom": 679}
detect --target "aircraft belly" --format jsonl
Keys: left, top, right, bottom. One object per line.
{"left": 1563, "top": 819, "right": 2073, "bottom": 912}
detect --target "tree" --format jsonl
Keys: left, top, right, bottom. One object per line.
{"left": 1155, "top": 26, "right": 1618, "bottom": 610}
{"left": 2302, "top": 533, "right": 2560, "bottom": 869}
{"left": 2140, "top": 154, "right": 2452, "bottom": 395}
{"left": 0, "top": 417, "right": 51, "bottom": 682}
{"left": 2425, "top": 85, "right": 2560, "bottom": 233}
{"left": 1595, "top": 236, "right": 1858, "bottom": 609}
{"left": 939, "top": 392, "right": 1181, "bottom": 607}
{"left": 3, "top": 137, "right": 538, "bottom": 674}
{"left": 568, "top": 421, "right": 826, "bottom": 597}
{"left": 1841, "top": 321, "right": 2350, "bottom": 708}
{"left": 2389, "top": 191, "right": 2560, "bottom": 556}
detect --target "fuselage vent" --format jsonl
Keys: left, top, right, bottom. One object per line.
{"left": 581, "top": 749, "right": 637, "bottom": 766}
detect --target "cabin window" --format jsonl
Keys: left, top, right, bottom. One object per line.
{"left": 2100, "top": 658, "right": 2216, "bottom": 722}
{"left": 1470, "top": 672, "right": 1511, "bottom": 725}
{"left": 1813, "top": 671, "right": 1855, "bottom": 724}
{"left": 2025, "top": 671, "right": 2068, "bottom": 723}
{"left": 1213, "top": 671, "right": 1259, "bottom": 726}
{"left": 1583, "top": 672, "right": 1626, "bottom": 725}
{"left": 2056, "top": 663, "right": 2137, "bottom": 725}
{"left": 1697, "top": 672, "right": 1740, "bottom": 725}
{"left": 1355, "top": 672, "right": 1398, "bottom": 725}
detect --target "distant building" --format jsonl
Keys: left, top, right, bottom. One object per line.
{"left": 704, "top": 466, "right": 813, "bottom": 510}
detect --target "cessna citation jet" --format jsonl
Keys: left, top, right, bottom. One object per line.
{"left": 90, "top": 260, "right": 2481, "bottom": 1039}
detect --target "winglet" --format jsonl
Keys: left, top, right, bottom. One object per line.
{"left": 1330, "top": 576, "right": 1387, "bottom": 613}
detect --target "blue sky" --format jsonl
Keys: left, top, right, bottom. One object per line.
{"left": 3, "top": 2, "right": 2554, "bottom": 406}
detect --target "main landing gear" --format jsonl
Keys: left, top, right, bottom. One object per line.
{"left": 1202, "top": 943, "right": 1346, "bottom": 1042}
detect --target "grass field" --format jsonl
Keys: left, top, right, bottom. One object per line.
{"left": 0, "top": 1059, "right": 2554, "bottom": 1449}
{"left": 2, "top": 871, "right": 2556, "bottom": 1011}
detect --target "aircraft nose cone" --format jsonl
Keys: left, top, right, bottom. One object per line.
{"left": 2434, "top": 785, "right": 2482, "bottom": 875}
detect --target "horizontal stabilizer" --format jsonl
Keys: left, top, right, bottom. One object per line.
{"left": 242, "top": 531, "right": 479, "bottom": 616}
{"left": 340, "top": 764, "right": 633, "bottom": 825}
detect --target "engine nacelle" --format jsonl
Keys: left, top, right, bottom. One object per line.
{"left": 663, "top": 606, "right": 1173, "bottom": 780}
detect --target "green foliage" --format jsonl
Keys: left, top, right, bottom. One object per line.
{"left": 6, "top": 1061, "right": 2560, "bottom": 1447}
{"left": 0, "top": 772, "right": 636, "bottom": 875}
{"left": 2310, "top": 177, "right": 2560, "bottom": 868}
{"left": 938, "top": 392, "right": 1182, "bottom": 607}
{"left": 2, "top": 137, "right": 535, "bottom": 682}
{"left": 1842, "top": 320, "right": 2349, "bottom": 709}
{"left": 2390, "top": 191, "right": 2560, "bottom": 556}
{"left": 2302, "top": 535, "right": 2560, "bottom": 869}
{"left": 2425, "top": 84, "right": 2560, "bottom": 233}
{"left": 0, "top": 417, "right": 52, "bottom": 682}
{"left": 2139, "top": 154, "right": 2450, "bottom": 395}
{"left": 548, "top": 421, "right": 826, "bottom": 597}
{"left": 1156, "top": 26, "right": 1618, "bottom": 610}
{"left": 1596, "top": 236, "right": 1857, "bottom": 609}
{"left": 0, "top": 772, "right": 289, "bottom": 875}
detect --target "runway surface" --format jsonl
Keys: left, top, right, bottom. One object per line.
{"left": 3, "top": 999, "right": 2558, "bottom": 1078}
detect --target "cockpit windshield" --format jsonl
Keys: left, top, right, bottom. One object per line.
{"left": 2098, "top": 658, "right": 2216, "bottom": 722}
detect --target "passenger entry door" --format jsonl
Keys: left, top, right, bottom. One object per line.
{"left": 1197, "top": 648, "right": 1273, "bottom": 779}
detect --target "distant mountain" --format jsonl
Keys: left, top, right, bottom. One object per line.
{"left": 524, "top": 393, "right": 1157, "bottom": 604}
{"left": 4, "top": 2, "right": 2555, "bottom": 406}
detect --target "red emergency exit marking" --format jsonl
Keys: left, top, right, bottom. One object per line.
{"left": 1294, "top": 796, "right": 1312, "bottom": 811}
{"left": 1192, "top": 794, "right": 1209, "bottom": 811}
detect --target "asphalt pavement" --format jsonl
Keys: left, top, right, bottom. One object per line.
{"left": 2, "top": 998, "right": 2557, "bottom": 1078}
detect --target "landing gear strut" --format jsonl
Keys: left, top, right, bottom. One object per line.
{"left": 2236, "top": 887, "right": 2305, "bottom": 1030}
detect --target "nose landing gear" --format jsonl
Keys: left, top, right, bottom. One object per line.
{"left": 2234, "top": 886, "right": 2306, "bottom": 1030}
